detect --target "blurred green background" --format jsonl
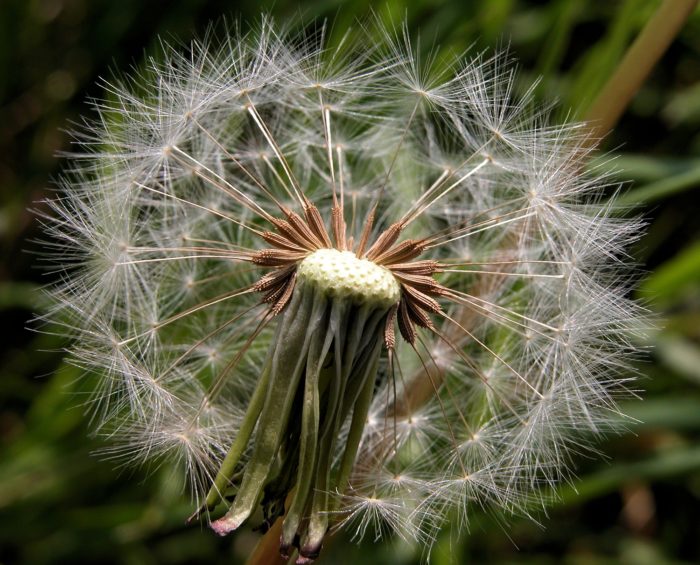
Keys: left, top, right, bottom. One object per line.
{"left": 1, "top": 1, "right": 699, "bottom": 563}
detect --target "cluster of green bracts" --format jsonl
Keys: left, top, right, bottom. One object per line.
{"left": 207, "top": 280, "right": 391, "bottom": 559}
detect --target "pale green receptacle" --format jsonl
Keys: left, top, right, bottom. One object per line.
{"left": 297, "top": 248, "right": 401, "bottom": 308}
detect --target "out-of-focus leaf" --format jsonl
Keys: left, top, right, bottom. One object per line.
{"left": 612, "top": 166, "right": 700, "bottom": 207}
{"left": 639, "top": 240, "right": 700, "bottom": 305}
{"left": 663, "top": 81, "right": 700, "bottom": 126}
{"left": 556, "top": 445, "right": 700, "bottom": 504}
{"left": 593, "top": 154, "right": 700, "bottom": 183}
{"left": 535, "top": 0, "right": 579, "bottom": 91}
{"left": 655, "top": 335, "right": 700, "bottom": 384}
{"left": 0, "top": 281, "right": 46, "bottom": 311}
{"left": 26, "top": 361, "right": 85, "bottom": 438}
{"left": 620, "top": 396, "right": 700, "bottom": 431}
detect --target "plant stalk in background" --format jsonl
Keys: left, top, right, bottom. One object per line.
{"left": 583, "top": 0, "right": 698, "bottom": 146}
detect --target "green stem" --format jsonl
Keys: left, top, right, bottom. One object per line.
{"left": 203, "top": 288, "right": 306, "bottom": 511}
{"left": 204, "top": 359, "right": 271, "bottom": 511}
{"left": 280, "top": 300, "right": 336, "bottom": 553}
{"left": 335, "top": 339, "right": 383, "bottom": 495}
{"left": 299, "top": 327, "right": 346, "bottom": 559}
{"left": 300, "top": 307, "right": 386, "bottom": 558}
{"left": 213, "top": 287, "right": 320, "bottom": 533}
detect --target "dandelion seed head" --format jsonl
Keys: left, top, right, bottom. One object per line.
{"left": 40, "top": 16, "right": 646, "bottom": 561}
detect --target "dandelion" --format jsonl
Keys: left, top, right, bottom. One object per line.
{"left": 41, "top": 18, "right": 644, "bottom": 563}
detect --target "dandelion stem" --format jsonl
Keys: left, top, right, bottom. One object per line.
{"left": 335, "top": 347, "right": 380, "bottom": 493}
{"left": 203, "top": 356, "right": 272, "bottom": 511}
{"left": 301, "top": 308, "right": 386, "bottom": 558}
{"left": 213, "top": 288, "right": 319, "bottom": 532}
{"left": 280, "top": 307, "right": 334, "bottom": 552}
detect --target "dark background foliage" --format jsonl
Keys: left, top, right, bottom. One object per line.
{"left": 1, "top": 1, "right": 699, "bottom": 563}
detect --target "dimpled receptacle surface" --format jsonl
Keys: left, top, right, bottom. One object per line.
{"left": 297, "top": 249, "right": 400, "bottom": 307}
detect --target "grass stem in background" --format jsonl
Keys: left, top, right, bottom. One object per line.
{"left": 583, "top": 0, "right": 698, "bottom": 148}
